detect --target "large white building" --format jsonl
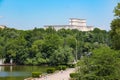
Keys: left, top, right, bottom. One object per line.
{"left": 0, "top": 25, "right": 6, "bottom": 29}
{"left": 44, "top": 18, "right": 94, "bottom": 31}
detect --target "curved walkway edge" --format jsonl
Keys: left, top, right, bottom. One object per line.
{"left": 34, "top": 68, "right": 75, "bottom": 80}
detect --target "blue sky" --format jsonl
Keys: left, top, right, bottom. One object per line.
{"left": 0, "top": 0, "right": 119, "bottom": 30}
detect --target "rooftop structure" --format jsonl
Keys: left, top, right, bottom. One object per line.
{"left": 44, "top": 18, "right": 94, "bottom": 31}
{"left": 0, "top": 25, "right": 6, "bottom": 29}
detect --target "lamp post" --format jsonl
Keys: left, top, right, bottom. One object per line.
{"left": 73, "top": 38, "right": 78, "bottom": 64}
{"left": 75, "top": 39, "right": 78, "bottom": 63}
{"left": 75, "top": 38, "right": 78, "bottom": 72}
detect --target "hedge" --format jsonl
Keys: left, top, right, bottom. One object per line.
{"left": 57, "top": 65, "right": 67, "bottom": 70}
{"left": 70, "top": 73, "right": 79, "bottom": 78}
{"left": 32, "top": 72, "right": 42, "bottom": 78}
{"left": 67, "top": 64, "right": 76, "bottom": 68}
{"left": 47, "top": 68, "right": 55, "bottom": 73}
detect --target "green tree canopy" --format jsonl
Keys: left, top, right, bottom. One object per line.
{"left": 77, "top": 47, "right": 120, "bottom": 80}
{"left": 110, "top": 3, "right": 120, "bottom": 50}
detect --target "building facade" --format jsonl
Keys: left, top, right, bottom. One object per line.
{"left": 0, "top": 25, "right": 6, "bottom": 29}
{"left": 44, "top": 18, "right": 94, "bottom": 31}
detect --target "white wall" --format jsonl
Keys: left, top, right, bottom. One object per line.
{"left": 69, "top": 18, "right": 87, "bottom": 26}
{"left": 0, "top": 59, "right": 4, "bottom": 65}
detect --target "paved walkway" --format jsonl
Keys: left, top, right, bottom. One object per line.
{"left": 34, "top": 68, "right": 75, "bottom": 80}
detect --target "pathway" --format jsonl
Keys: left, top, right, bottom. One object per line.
{"left": 34, "top": 68, "right": 75, "bottom": 80}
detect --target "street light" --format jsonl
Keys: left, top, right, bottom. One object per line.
{"left": 73, "top": 38, "right": 78, "bottom": 64}
{"left": 75, "top": 39, "right": 78, "bottom": 63}
{"left": 75, "top": 38, "right": 78, "bottom": 72}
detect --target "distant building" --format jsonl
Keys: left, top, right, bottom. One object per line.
{"left": 44, "top": 18, "right": 94, "bottom": 31}
{"left": 0, "top": 25, "right": 6, "bottom": 29}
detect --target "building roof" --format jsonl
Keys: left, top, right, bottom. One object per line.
{"left": 69, "top": 18, "right": 86, "bottom": 20}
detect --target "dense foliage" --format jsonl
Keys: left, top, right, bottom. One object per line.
{"left": 110, "top": 3, "right": 120, "bottom": 50}
{"left": 71, "top": 3, "right": 120, "bottom": 80}
{"left": 57, "top": 65, "right": 67, "bottom": 70}
{"left": 0, "top": 27, "right": 109, "bottom": 65}
{"left": 46, "top": 68, "right": 56, "bottom": 73}
{"left": 32, "top": 72, "right": 42, "bottom": 78}
{"left": 76, "top": 47, "right": 120, "bottom": 80}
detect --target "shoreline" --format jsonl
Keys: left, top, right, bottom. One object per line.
{"left": 25, "top": 68, "right": 75, "bottom": 80}
{"left": 0, "top": 64, "right": 15, "bottom": 66}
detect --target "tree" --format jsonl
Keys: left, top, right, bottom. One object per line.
{"left": 110, "top": 3, "right": 120, "bottom": 50}
{"left": 114, "top": 3, "right": 120, "bottom": 17}
{"left": 0, "top": 26, "right": 109, "bottom": 65}
{"left": 25, "top": 40, "right": 49, "bottom": 65}
{"left": 41, "top": 34, "right": 63, "bottom": 58}
{"left": 77, "top": 47, "right": 120, "bottom": 80}
{"left": 50, "top": 47, "right": 74, "bottom": 65}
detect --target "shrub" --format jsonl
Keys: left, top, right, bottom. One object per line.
{"left": 57, "top": 65, "right": 67, "bottom": 70}
{"left": 67, "top": 64, "right": 76, "bottom": 68}
{"left": 70, "top": 73, "right": 79, "bottom": 78}
{"left": 32, "top": 72, "right": 42, "bottom": 78}
{"left": 62, "top": 66, "right": 67, "bottom": 70}
{"left": 47, "top": 68, "right": 55, "bottom": 73}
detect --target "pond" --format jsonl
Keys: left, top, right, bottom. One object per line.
{"left": 0, "top": 65, "right": 52, "bottom": 80}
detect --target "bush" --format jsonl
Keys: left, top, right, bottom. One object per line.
{"left": 47, "top": 68, "right": 55, "bottom": 73}
{"left": 57, "top": 65, "right": 67, "bottom": 70}
{"left": 32, "top": 72, "right": 42, "bottom": 78}
{"left": 70, "top": 73, "right": 79, "bottom": 78}
{"left": 67, "top": 64, "right": 76, "bottom": 68}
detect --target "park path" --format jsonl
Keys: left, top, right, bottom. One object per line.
{"left": 34, "top": 68, "right": 75, "bottom": 80}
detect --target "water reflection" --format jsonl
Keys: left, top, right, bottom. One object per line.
{"left": 0, "top": 59, "right": 5, "bottom": 65}
{"left": 0, "top": 66, "right": 52, "bottom": 80}
{"left": 10, "top": 66, "right": 12, "bottom": 72}
{"left": 0, "top": 66, "right": 4, "bottom": 72}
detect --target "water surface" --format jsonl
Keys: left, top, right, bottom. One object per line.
{"left": 0, "top": 65, "right": 52, "bottom": 80}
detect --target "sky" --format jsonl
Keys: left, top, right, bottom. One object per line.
{"left": 0, "top": 0, "right": 120, "bottom": 30}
